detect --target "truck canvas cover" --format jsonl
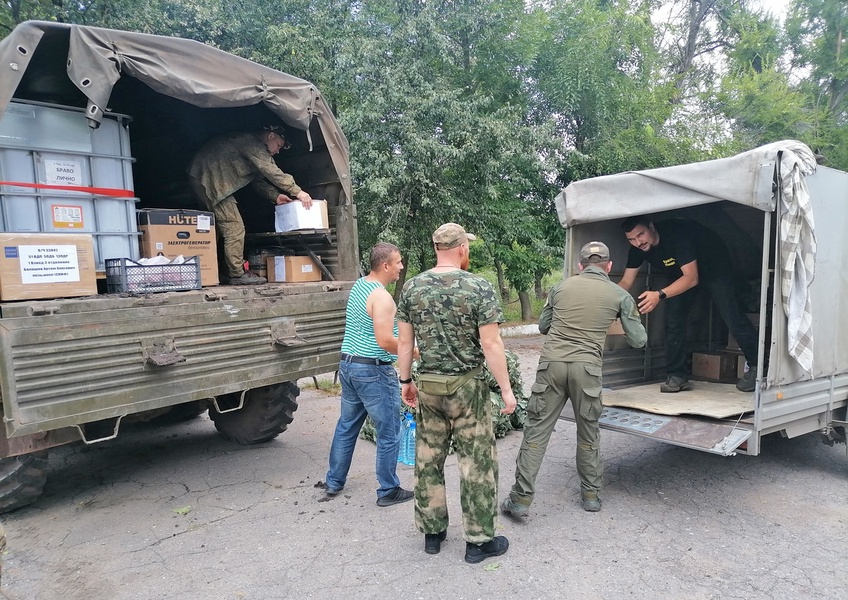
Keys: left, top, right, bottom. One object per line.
{"left": 0, "top": 20, "right": 352, "bottom": 202}
{"left": 557, "top": 141, "right": 846, "bottom": 388}
{"left": 554, "top": 142, "right": 848, "bottom": 455}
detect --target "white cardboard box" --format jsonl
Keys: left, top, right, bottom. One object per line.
{"left": 274, "top": 200, "right": 329, "bottom": 232}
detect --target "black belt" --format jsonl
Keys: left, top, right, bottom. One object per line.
{"left": 340, "top": 353, "right": 393, "bottom": 366}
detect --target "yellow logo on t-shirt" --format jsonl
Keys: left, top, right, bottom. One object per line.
{"left": 663, "top": 257, "right": 676, "bottom": 267}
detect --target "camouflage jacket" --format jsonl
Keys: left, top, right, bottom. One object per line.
{"left": 397, "top": 269, "right": 503, "bottom": 375}
{"left": 539, "top": 266, "right": 646, "bottom": 366}
{"left": 187, "top": 132, "right": 302, "bottom": 205}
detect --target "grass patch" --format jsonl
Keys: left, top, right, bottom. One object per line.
{"left": 308, "top": 376, "right": 342, "bottom": 396}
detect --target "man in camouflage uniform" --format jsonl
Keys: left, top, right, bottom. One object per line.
{"left": 188, "top": 125, "right": 314, "bottom": 285}
{"left": 397, "top": 223, "right": 517, "bottom": 564}
{"left": 502, "top": 241, "right": 646, "bottom": 516}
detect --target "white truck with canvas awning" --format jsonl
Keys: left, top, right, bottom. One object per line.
{"left": 555, "top": 141, "right": 847, "bottom": 456}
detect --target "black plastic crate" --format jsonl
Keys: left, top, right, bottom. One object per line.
{"left": 105, "top": 257, "right": 202, "bottom": 293}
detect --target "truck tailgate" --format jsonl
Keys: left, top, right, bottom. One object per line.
{"left": 0, "top": 282, "right": 353, "bottom": 438}
{"left": 561, "top": 381, "right": 753, "bottom": 456}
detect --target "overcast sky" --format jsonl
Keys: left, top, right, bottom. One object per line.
{"left": 755, "top": 0, "right": 793, "bottom": 21}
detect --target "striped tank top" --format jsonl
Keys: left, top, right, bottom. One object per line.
{"left": 340, "top": 278, "right": 398, "bottom": 362}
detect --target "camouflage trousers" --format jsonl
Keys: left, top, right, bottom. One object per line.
{"left": 189, "top": 177, "right": 245, "bottom": 278}
{"left": 414, "top": 377, "right": 498, "bottom": 544}
{"left": 509, "top": 361, "right": 604, "bottom": 506}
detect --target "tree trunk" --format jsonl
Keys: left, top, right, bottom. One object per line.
{"left": 518, "top": 291, "right": 532, "bottom": 322}
{"left": 534, "top": 274, "right": 544, "bottom": 300}
{"left": 493, "top": 258, "right": 509, "bottom": 303}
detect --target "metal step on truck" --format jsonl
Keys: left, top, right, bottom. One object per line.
{"left": 0, "top": 21, "right": 360, "bottom": 512}
{"left": 555, "top": 142, "right": 847, "bottom": 457}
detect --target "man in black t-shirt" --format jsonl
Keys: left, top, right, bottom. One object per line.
{"left": 618, "top": 217, "right": 759, "bottom": 393}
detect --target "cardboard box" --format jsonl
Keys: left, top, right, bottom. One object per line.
{"left": 692, "top": 352, "right": 740, "bottom": 382}
{"left": 607, "top": 319, "right": 625, "bottom": 335}
{"left": 138, "top": 209, "right": 218, "bottom": 286}
{"left": 274, "top": 200, "right": 329, "bottom": 232}
{"left": 737, "top": 355, "right": 748, "bottom": 379}
{"left": 266, "top": 255, "right": 322, "bottom": 283}
{"left": 0, "top": 233, "right": 97, "bottom": 300}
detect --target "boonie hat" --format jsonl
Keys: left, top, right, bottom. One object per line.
{"left": 579, "top": 241, "right": 610, "bottom": 262}
{"left": 432, "top": 223, "right": 477, "bottom": 249}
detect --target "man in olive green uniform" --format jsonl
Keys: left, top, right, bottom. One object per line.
{"left": 396, "top": 223, "right": 516, "bottom": 564}
{"left": 503, "top": 241, "right": 646, "bottom": 515}
{"left": 188, "top": 126, "right": 314, "bottom": 285}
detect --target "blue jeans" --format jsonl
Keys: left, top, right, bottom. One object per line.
{"left": 325, "top": 361, "right": 402, "bottom": 498}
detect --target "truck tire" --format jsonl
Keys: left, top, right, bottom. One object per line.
{"left": 0, "top": 451, "right": 49, "bottom": 513}
{"left": 210, "top": 382, "right": 299, "bottom": 445}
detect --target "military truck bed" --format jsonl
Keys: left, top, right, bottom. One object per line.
{"left": 0, "top": 280, "right": 354, "bottom": 439}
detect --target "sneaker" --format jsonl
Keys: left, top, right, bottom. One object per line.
{"left": 464, "top": 536, "right": 509, "bottom": 564}
{"left": 424, "top": 531, "right": 447, "bottom": 555}
{"left": 660, "top": 375, "right": 692, "bottom": 393}
{"left": 376, "top": 487, "right": 413, "bottom": 507}
{"left": 229, "top": 272, "right": 267, "bottom": 285}
{"left": 736, "top": 367, "right": 757, "bottom": 392}
{"left": 501, "top": 496, "right": 529, "bottom": 518}
{"left": 581, "top": 496, "right": 602, "bottom": 512}
{"left": 315, "top": 481, "right": 342, "bottom": 498}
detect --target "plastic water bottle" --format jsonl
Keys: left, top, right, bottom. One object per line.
{"left": 398, "top": 413, "right": 410, "bottom": 464}
{"left": 404, "top": 417, "right": 416, "bottom": 466}
{"left": 399, "top": 413, "right": 415, "bottom": 465}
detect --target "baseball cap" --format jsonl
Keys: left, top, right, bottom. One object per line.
{"left": 432, "top": 223, "right": 477, "bottom": 249}
{"left": 579, "top": 241, "right": 610, "bottom": 262}
{"left": 263, "top": 124, "right": 291, "bottom": 149}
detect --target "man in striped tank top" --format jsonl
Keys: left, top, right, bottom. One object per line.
{"left": 321, "top": 243, "right": 414, "bottom": 507}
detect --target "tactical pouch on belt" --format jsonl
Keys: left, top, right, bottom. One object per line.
{"left": 417, "top": 365, "right": 484, "bottom": 396}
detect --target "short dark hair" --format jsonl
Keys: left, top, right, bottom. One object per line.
{"left": 621, "top": 216, "right": 653, "bottom": 233}
{"left": 369, "top": 242, "right": 400, "bottom": 271}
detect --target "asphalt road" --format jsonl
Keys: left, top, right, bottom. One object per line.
{"left": 1, "top": 335, "right": 846, "bottom": 600}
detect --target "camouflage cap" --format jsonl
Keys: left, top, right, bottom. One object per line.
{"left": 262, "top": 124, "right": 291, "bottom": 149}
{"left": 579, "top": 241, "right": 611, "bottom": 262}
{"left": 432, "top": 223, "right": 477, "bottom": 249}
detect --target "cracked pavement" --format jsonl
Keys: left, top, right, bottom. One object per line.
{"left": 1, "top": 335, "right": 846, "bottom": 599}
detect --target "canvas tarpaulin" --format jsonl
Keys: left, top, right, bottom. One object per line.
{"left": 0, "top": 21, "right": 351, "bottom": 202}
{"left": 555, "top": 141, "right": 837, "bottom": 385}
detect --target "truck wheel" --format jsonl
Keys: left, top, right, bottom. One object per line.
{"left": 210, "top": 382, "right": 299, "bottom": 445}
{"left": 0, "top": 451, "right": 49, "bottom": 513}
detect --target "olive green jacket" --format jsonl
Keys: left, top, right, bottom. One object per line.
{"left": 538, "top": 266, "right": 646, "bottom": 366}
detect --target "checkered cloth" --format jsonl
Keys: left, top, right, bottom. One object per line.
{"left": 771, "top": 141, "right": 817, "bottom": 376}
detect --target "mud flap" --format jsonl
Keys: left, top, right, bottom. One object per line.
{"left": 560, "top": 404, "right": 751, "bottom": 456}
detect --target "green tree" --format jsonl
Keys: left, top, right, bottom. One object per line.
{"left": 785, "top": 0, "right": 848, "bottom": 168}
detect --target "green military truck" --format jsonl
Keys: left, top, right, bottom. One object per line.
{"left": 0, "top": 21, "right": 359, "bottom": 511}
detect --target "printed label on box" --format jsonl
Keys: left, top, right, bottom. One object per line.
{"left": 301, "top": 264, "right": 314, "bottom": 273}
{"left": 196, "top": 214, "right": 211, "bottom": 232}
{"left": 52, "top": 205, "right": 84, "bottom": 229}
{"left": 4, "top": 247, "right": 18, "bottom": 258}
{"left": 18, "top": 244, "right": 80, "bottom": 283}
{"left": 44, "top": 159, "right": 83, "bottom": 187}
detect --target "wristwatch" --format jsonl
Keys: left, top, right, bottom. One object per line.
{"left": 658, "top": 289, "right": 667, "bottom": 301}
